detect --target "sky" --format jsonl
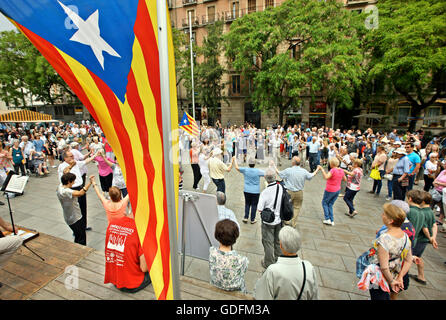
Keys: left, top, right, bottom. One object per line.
{"left": 0, "top": 12, "right": 16, "bottom": 31}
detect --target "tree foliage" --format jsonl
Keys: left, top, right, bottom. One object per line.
{"left": 195, "top": 21, "right": 226, "bottom": 124}
{"left": 224, "top": 0, "right": 364, "bottom": 125}
{"left": 0, "top": 30, "right": 77, "bottom": 108}
{"left": 366, "top": 0, "right": 446, "bottom": 130}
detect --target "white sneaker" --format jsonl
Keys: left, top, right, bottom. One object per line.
{"left": 386, "top": 196, "right": 392, "bottom": 201}
{"left": 323, "top": 219, "right": 332, "bottom": 225}
{"left": 331, "top": 221, "right": 335, "bottom": 226}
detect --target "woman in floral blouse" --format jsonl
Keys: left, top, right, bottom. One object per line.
{"left": 368, "top": 203, "right": 413, "bottom": 300}
{"left": 209, "top": 219, "right": 248, "bottom": 292}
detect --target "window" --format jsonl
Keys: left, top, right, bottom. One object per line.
{"left": 231, "top": 2, "right": 239, "bottom": 19}
{"left": 186, "top": 9, "right": 195, "bottom": 25}
{"left": 248, "top": 0, "right": 256, "bottom": 13}
{"left": 397, "top": 107, "right": 410, "bottom": 126}
{"left": 232, "top": 75, "right": 241, "bottom": 94}
{"left": 265, "top": 0, "right": 274, "bottom": 9}
{"left": 424, "top": 106, "right": 441, "bottom": 126}
{"left": 207, "top": 6, "right": 215, "bottom": 22}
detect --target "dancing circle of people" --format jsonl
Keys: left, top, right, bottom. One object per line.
{"left": 0, "top": 120, "right": 444, "bottom": 299}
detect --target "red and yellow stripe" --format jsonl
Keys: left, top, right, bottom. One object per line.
{"left": 9, "top": 0, "right": 178, "bottom": 300}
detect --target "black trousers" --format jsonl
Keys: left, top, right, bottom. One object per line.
{"left": 13, "top": 163, "right": 26, "bottom": 176}
{"left": 244, "top": 192, "right": 260, "bottom": 221}
{"left": 69, "top": 217, "right": 86, "bottom": 246}
{"left": 212, "top": 178, "right": 226, "bottom": 193}
{"left": 71, "top": 185, "right": 88, "bottom": 230}
{"left": 191, "top": 163, "right": 202, "bottom": 189}
{"left": 392, "top": 174, "right": 406, "bottom": 201}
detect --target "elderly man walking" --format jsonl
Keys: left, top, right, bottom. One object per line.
{"left": 271, "top": 156, "right": 319, "bottom": 228}
{"left": 254, "top": 226, "right": 319, "bottom": 300}
{"left": 257, "top": 168, "right": 283, "bottom": 269}
{"left": 208, "top": 149, "right": 234, "bottom": 193}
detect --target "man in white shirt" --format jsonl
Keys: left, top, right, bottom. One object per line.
{"left": 257, "top": 168, "right": 283, "bottom": 269}
{"left": 58, "top": 150, "right": 97, "bottom": 232}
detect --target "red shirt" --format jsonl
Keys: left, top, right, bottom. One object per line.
{"left": 104, "top": 217, "right": 145, "bottom": 289}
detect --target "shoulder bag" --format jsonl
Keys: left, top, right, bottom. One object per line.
{"left": 297, "top": 261, "right": 306, "bottom": 300}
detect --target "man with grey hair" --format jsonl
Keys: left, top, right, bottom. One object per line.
{"left": 216, "top": 191, "right": 240, "bottom": 230}
{"left": 255, "top": 226, "right": 319, "bottom": 300}
{"left": 270, "top": 156, "right": 320, "bottom": 228}
{"left": 257, "top": 168, "right": 283, "bottom": 269}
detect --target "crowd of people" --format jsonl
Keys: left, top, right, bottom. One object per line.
{"left": 0, "top": 118, "right": 445, "bottom": 299}
{"left": 179, "top": 122, "right": 445, "bottom": 300}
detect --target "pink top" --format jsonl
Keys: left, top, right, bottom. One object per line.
{"left": 325, "top": 167, "right": 345, "bottom": 192}
{"left": 95, "top": 156, "right": 115, "bottom": 176}
{"left": 190, "top": 148, "right": 199, "bottom": 164}
{"left": 435, "top": 170, "right": 446, "bottom": 192}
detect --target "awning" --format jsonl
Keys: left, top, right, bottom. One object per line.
{"left": 353, "top": 113, "right": 385, "bottom": 119}
{"left": 0, "top": 109, "right": 55, "bottom": 122}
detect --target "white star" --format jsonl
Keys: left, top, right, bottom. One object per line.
{"left": 58, "top": 1, "right": 121, "bottom": 69}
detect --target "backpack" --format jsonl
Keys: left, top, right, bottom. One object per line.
{"left": 279, "top": 183, "right": 294, "bottom": 221}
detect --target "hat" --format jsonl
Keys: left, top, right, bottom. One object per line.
{"left": 394, "top": 141, "right": 402, "bottom": 145}
{"left": 381, "top": 137, "right": 389, "bottom": 143}
{"left": 394, "top": 148, "right": 407, "bottom": 155}
{"left": 248, "top": 158, "right": 256, "bottom": 165}
{"left": 390, "top": 200, "right": 410, "bottom": 214}
{"left": 212, "top": 148, "right": 222, "bottom": 156}
{"left": 70, "top": 142, "right": 78, "bottom": 147}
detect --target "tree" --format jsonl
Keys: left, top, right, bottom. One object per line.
{"left": 195, "top": 21, "right": 226, "bottom": 124}
{"left": 224, "top": 0, "right": 364, "bottom": 125}
{"left": 366, "top": 0, "right": 446, "bottom": 132}
{"left": 0, "top": 30, "right": 77, "bottom": 108}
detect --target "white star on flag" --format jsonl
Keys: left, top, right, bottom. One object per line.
{"left": 58, "top": 1, "right": 121, "bottom": 69}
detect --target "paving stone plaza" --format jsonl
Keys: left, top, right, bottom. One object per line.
{"left": 2, "top": 156, "right": 446, "bottom": 300}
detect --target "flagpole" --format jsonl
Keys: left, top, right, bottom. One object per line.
{"left": 188, "top": 11, "right": 196, "bottom": 120}
{"left": 157, "top": 0, "right": 181, "bottom": 300}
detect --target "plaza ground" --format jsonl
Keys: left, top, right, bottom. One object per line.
{"left": 1, "top": 155, "right": 445, "bottom": 300}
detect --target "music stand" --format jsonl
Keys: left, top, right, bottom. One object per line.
{"left": 1, "top": 171, "right": 44, "bottom": 261}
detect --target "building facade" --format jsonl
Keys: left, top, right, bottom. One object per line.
{"left": 171, "top": 0, "right": 446, "bottom": 133}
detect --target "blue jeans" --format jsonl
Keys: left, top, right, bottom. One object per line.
{"left": 387, "top": 179, "right": 393, "bottom": 198}
{"left": 322, "top": 190, "right": 340, "bottom": 222}
{"left": 408, "top": 174, "right": 415, "bottom": 190}
{"left": 372, "top": 170, "right": 385, "bottom": 195}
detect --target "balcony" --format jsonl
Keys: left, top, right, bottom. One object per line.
{"left": 201, "top": 13, "right": 224, "bottom": 25}
{"left": 182, "top": 16, "right": 200, "bottom": 28}
{"left": 182, "top": 0, "right": 196, "bottom": 6}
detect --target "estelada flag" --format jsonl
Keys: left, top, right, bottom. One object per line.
{"left": 0, "top": 0, "right": 179, "bottom": 299}
{"left": 179, "top": 112, "right": 199, "bottom": 137}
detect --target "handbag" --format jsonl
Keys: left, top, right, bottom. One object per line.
{"left": 430, "top": 188, "right": 442, "bottom": 202}
{"left": 401, "top": 176, "right": 409, "bottom": 187}
{"left": 260, "top": 184, "right": 279, "bottom": 223}
{"left": 383, "top": 173, "right": 393, "bottom": 180}
{"left": 370, "top": 166, "right": 381, "bottom": 180}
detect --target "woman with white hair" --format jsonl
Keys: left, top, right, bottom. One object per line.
{"left": 254, "top": 226, "right": 319, "bottom": 300}
{"left": 423, "top": 152, "right": 438, "bottom": 191}
{"left": 198, "top": 146, "right": 212, "bottom": 193}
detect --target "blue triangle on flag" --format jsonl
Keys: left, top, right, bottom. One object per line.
{"left": 180, "top": 112, "right": 190, "bottom": 126}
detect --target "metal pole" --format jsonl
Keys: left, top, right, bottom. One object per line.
{"left": 188, "top": 11, "right": 196, "bottom": 119}
{"left": 331, "top": 101, "right": 335, "bottom": 129}
{"left": 156, "top": 0, "right": 181, "bottom": 300}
